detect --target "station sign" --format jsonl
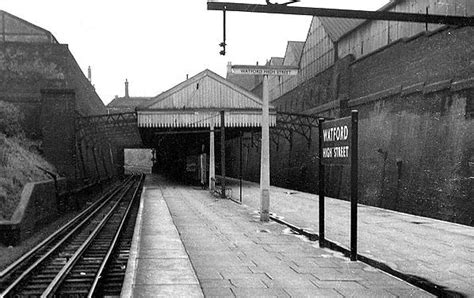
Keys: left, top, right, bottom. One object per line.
{"left": 318, "top": 111, "right": 359, "bottom": 261}
{"left": 321, "top": 116, "right": 352, "bottom": 165}
{"left": 231, "top": 65, "right": 298, "bottom": 76}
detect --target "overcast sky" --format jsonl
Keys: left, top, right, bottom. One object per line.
{"left": 2, "top": 0, "right": 387, "bottom": 104}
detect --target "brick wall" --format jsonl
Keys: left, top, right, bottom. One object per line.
{"left": 40, "top": 89, "right": 76, "bottom": 178}
{"left": 227, "top": 26, "right": 474, "bottom": 225}
{"left": 349, "top": 27, "right": 474, "bottom": 99}
{"left": 0, "top": 42, "right": 118, "bottom": 181}
{"left": 0, "top": 42, "right": 106, "bottom": 137}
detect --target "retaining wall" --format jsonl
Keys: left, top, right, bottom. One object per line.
{"left": 0, "top": 178, "right": 66, "bottom": 246}
{"left": 227, "top": 26, "right": 474, "bottom": 225}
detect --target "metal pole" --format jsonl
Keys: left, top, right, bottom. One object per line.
{"left": 260, "top": 75, "right": 270, "bottom": 222}
{"left": 239, "top": 130, "right": 243, "bottom": 204}
{"left": 318, "top": 118, "right": 325, "bottom": 247}
{"left": 220, "top": 111, "right": 226, "bottom": 198}
{"left": 350, "top": 110, "right": 359, "bottom": 261}
{"left": 223, "top": 9, "right": 226, "bottom": 42}
{"left": 209, "top": 122, "right": 215, "bottom": 191}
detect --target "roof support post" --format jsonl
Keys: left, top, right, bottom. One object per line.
{"left": 209, "top": 122, "right": 216, "bottom": 191}
{"left": 220, "top": 111, "right": 226, "bottom": 198}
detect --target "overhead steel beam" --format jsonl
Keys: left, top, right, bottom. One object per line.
{"left": 207, "top": 2, "right": 474, "bottom": 26}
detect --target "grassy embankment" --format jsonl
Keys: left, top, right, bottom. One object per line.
{"left": 0, "top": 101, "right": 56, "bottom": 220}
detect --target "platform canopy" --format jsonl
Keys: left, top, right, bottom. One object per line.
{"left": 137, "top": 69, "right": 276, "bottom": 128}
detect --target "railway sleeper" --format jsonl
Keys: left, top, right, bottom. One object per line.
{"left": 57, "top": 288, "right": 90, "bottom": 294}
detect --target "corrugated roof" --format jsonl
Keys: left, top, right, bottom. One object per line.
{"left": 226, "top": 72, "right": 262, "bottom": 91}
{"left": 319, "top": 17, "right": 365, "bottom": 42}
{"left": 138, "top": 69, "right": 276, "bottom": 128}
{"left": 316, "top": 1, "right": 393, "bottom": 42}
{"left": 267, "top": 57, "right": 284, "bottom": 66}
{"left": 283, "top": 41, "right": 304, "bottom": 66}
{"left": 141, "top": 69, "right": 269, "bottom": 110}
{"left": 331, "top": 0, "right": 395, "bottom": 41}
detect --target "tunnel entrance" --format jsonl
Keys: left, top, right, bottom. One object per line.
{"left": 123, "top": 148, "right": 153, "bottom": 174}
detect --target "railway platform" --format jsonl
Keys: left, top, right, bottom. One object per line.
{"left": 224, "top": 178, "right": 474, "bottom": 297}
{"left": 122, "top": 175, "right": 434, "bottom": 297}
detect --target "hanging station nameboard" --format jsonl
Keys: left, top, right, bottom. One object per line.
{"left": 231, "top": 65, "right": 299, "bottom": 76}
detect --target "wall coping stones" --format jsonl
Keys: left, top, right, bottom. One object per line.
{"left": 0, "top": 178, "right": 66, "bottom": 245}
{"left": 305, "top": 99, "right": 340, "bottom": 114}
{"left": 348, "top": 85, "right": 402, "bottom": 107}
{"left": 348, "top": 77, "right": 474, "bottom": 108}
{"left": 401, "top": 82, "right": 425, "bottom": 97}
{"left": 451, "top": 77, "right": 474, "bottom": 92}
{"left": 423, "top": 79, "right": 452, "bottom": 95}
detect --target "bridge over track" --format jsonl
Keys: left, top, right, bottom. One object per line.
{"left": 74, "top": 109, "right": 325, "bottom": 178}
{"left": 74, "top": 112, "right": 142, "bottom": 179}
{"left": 72, "top": 69, "right": 329, "bottom": 187}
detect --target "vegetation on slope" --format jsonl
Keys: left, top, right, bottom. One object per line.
{"left": 0, "top": 101, "right": 56, "bottom": 220}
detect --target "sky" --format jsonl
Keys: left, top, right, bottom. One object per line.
{"left": 2, "top": 0, "right": 387, "bottom": 104}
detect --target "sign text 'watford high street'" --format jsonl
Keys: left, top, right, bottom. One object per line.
{"left": 321, "top": 117, "right": 352, "bottom": 164}
{"left": 231, "top": 65, "right": 299, "bottom": 76}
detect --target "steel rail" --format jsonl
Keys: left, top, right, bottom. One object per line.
{"left": 0, "top": 178, "right": 135, "bottom": 297}
{"left": 41, "top": 177, "right": 138, "bottom": 297}
{"left": 0, "top": 177, "right": 130, "bottom": 280}
{"left": 87, "top": 174, "right": 144, "bottom": 297}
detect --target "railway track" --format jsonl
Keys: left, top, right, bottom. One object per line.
{"left": 0, "top": 174, "right": 144, "bottom": 297}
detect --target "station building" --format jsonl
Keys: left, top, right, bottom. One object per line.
{"left": 1, "top": 1, "right": 472, "bottom": 225}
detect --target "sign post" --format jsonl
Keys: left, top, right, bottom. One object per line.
{"left": 318, "top": 118, "right": 325, "bottom": 247}
{"left": 220, "top": 111, "right": 226, "bottom": 198}
{"left": 320, "top": 110, "right": 358, "bottom": 261}
{"left": 260, "top": 74, "right": 270, "bottom": 221}
{"left": 350, "top": 110, "right": 358, "bottom": 261}
{"left": 231, "top": 64, "right": 298, "bottom": 222}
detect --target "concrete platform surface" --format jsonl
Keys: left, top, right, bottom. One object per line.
{"left": 121, "top": 175, "right": 203, "bottom": 297}
{"left": 128, "top": 175, "right": 432, "bottom": 297}
{"left": 224, "top": 177, "right": 474, "bottom": 297}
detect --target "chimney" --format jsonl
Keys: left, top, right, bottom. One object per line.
{"left": 125, "top": 79, "right": 129, "bottom": 98}
{"left": 186, "top": 74, "right": 189, "bottom": 80}
{"left": 88, "top": 66, "right": 92, "bottom": 82}
{"left": 227, "top": 61, "right": 232, "bottom": 74}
